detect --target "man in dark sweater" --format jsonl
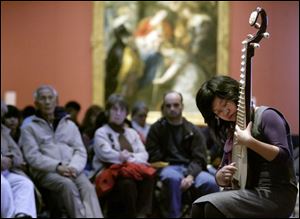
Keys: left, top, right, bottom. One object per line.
{"left": 146, "top": 91, "right": 219, "bottom": 218}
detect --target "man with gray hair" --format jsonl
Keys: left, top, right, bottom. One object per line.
{"left": 19, "top": 85, "right": 103, "bottom": 218}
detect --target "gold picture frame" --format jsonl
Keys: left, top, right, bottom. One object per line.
{"left": 91, "top": 1, "right": 229, "bottom": 125}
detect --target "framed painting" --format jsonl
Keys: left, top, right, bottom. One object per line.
{"left": 92, "top": 1, "right": 229, "bottom": 125}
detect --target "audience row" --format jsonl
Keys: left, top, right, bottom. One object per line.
{"left": 1, "top": 84, "right": 222, "bottom": 218}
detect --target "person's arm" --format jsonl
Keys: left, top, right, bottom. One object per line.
{"left": 125, "top": 129, "right": 149, "bottom": 163}
{"left": 19, "top": 125, "right": 61, "bottom": 172}
{"left": 181, "top": 174, "right": 194, "bottom": 191}
{"left": 152, "top": 61, "right": 180, "bottom": 84}
{"left": 235, "top": 109, "right": 288, "bottom": 162}
{"left": 93, "top": 127, "right": 124, "bottom": 164}
{"left": 187, "top": 127, "right": 208, "bottom": 177}
{"left": 145, "top": 122, "right": 164, "bottom": 162}
{"left": 1, "top": 156, "right": 12, "bottom": 171}
{"left": 66, "top": 122, "right": 87, "bottom": 173}
{"left": 215, "top": 162, "right": 237, "bottom": 187}
{"left": 5, "top": 133, "right": 26, "bottom": 169}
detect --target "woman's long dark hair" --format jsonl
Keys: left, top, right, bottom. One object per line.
{"left": 195, "top": 76, "right": 240, "bottom": 145}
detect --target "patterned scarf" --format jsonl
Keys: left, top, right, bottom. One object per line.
{"left": 108, "top": 123, "right": 133, "bottom": 152}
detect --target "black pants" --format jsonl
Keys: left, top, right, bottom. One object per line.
{"left": 105, "top": 176, "right": 155, "bottom": 218}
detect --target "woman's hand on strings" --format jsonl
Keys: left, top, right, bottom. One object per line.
{"left": 234, "top": 122, "right": 253, "bottom": 147}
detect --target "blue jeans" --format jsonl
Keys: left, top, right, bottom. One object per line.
{"left": 159, "top": 165, "right": 219, "bottom": 218}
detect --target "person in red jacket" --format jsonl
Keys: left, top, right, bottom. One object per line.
{"left": 93, "top": 94, "right": 155, "bottom": 218}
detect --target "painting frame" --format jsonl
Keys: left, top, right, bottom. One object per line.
{"left": 91, "top": 1, "right": 229, "bottom": 125}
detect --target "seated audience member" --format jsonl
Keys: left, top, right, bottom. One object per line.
{"left": 1, "top": 100, "right": 37, "bottom": 218}
{"left": 92, "top": 94, "right": 155, "bottom": 218}
{"left": 22, "top": 105, "right": 36, "bottom": 119}
{"left": 64, "top": 100, "right": 81, "bottom": 127}
{"left": 2, "top": 105, "right": 22, "bottom": 143}
{"left": 131, "top": 101, "right": 151, "bottom": 144}
{"left": 146, "top": 91, "right": 219, "bottom": 218}
{"left": 200, "top": 126, "right": 223, "bottom": 175}
{"left": 19, "top": 85, "right": 103, "bottom": 218}
{"left": 20, "top": 105, "right": 36, "bottom": 128}
{"left": 80, "top": 105, "right": 104, "bottom": 174}
{"left": 1, "top": 173, "right": 14, "bottom": 218}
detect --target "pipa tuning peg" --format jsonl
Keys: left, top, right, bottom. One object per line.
{"left": 250, "top": 43, "right": 260, "bottom": 48}
{"left": 254, "top": 22, "right": 261, "bottom": 29}
{"left": 247, "top": 34, "right": 254, "bottom": 39}
{"left": 263, "top": 32, "right": 270, "bottom": 38}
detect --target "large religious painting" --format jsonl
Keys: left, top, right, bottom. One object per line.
{"left": 92, "top": 1, "right": 229, "bottom": 124}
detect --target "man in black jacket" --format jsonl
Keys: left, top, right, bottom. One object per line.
{"left": 146, "top": 91, "right": 219, "bottom": 218}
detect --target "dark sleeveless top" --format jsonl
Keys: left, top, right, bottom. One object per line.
{"left": 248, "top": 106, "right": 297, "bottom": 189}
